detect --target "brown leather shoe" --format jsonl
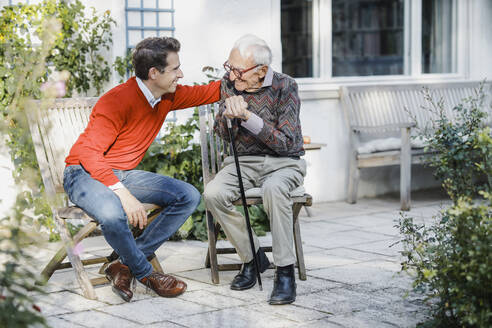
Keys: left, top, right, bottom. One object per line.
{"left": 105, "top": 261, "right": 134, "bottom": 302}
{"left": 139, "top": 271, "right": 187, "bottom": 297}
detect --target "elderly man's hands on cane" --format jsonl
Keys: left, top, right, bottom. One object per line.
{"left": 224, "top": 96, "right": 251, "bottom": 120}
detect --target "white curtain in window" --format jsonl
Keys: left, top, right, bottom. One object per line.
{"left": 423, "top": 0, "right": 455, "bottom": 73}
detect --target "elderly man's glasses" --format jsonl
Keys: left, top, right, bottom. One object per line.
{"left": 223, "top": 61, "right": 260, "bottom": 80}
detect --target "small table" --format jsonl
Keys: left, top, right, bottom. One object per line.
{"left": 302, "top": 142, "right": 326, "bottom": 217}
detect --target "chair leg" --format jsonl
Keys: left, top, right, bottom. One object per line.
{"left": 150, "top": 254, "right": 164, "bottom": 273}
{"left": 54, "top": 212, "right": 97, "bottom": 300}
{"left": 205, "top": 211, "right": 220, "bottom": 284}
{"left": 292, "top": 203, "right": 307, "bottom": 281}
{"left": 41, "top": 220, "right": 99, "bottom": 283}
{"left": 303, "top": 206, "right": 313, "bottom": 217}
{"left": 40, "top": 245, "right": 68, "bottom": 283}
{"left": 347, "top": 153, "right": 360, "bottom": 204}
{"left": 400, "top": 127, "right": 412, "bottom": 211}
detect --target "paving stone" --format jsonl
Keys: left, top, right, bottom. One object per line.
{"left": 327, "top": 307, "right": 428, "bottom": 328}
{"left": 36, "top": 290, "right": 107, "bottom": 312}
{"left": 44, "top": 316, "right": 88, "bottom": 328}
{"left": 303, "top": 230, "right": 394, "bottom": 251}
{"left": 359, "top": 223, "right": 402, "bottom": 237}
{"left": 145, "top": 321, "right": 191, "bottom": 327}
{"left": 60, "top": 310, "right": 141, "bottom": 328}
{"left": 31, "top": 296, "right": 72, "bottom": 316}
{"left": 31, "top": 192, "right": 446, "bottom": 328}
{"left": 179, "top": 289, "right": 248, "bottom": 309}
{"left": 307, "top": 262, "right": 401, "bottom": 288}
{"left": 304, "top": 251, "right": 361, "bottom": 270}
{"left": 171, "top": 306, "right": 298, "bottom": 328}
{"left": 351, "top": 238, "right": 403, "bottom": 257}
{"left": 203, "top": 278, "right": 274, "bottom": 304}
{"left": 297, "top": 276, "right": 346, "bottom": 295}
{"left": 329, "top": 215, "right": 396, "bottom": 229}
{"left": 323, "top": 247, "right": 394, "bottom": 262}
{"left": 175, "top": 268, "right": 237, "bottom": 286}
{"left": 247, "top": 303, "right": 327, "bottom": 322}
{"left": 295, "top": 288, "right": 386, "bottom": 315}
{"left": 298, "top": 317, "right": 344, "bottom": 327}
{"left": 325, "top": 310, "right": 400, "bottom": 328}
{"left": 99, "top": 297, "right": 215, "bottom": 324}
{"left": 301, "top": 221, "right": 354, "bottom": 235}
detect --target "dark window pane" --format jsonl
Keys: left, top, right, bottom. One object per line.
{"left": 332, "top": 0, "right": 404, "bottom": 77}
{"left": 281, "top": 0, "right": 313, "bottom": 78}
{"left": 422, "top": 0, "right": 455, "bottom": 73}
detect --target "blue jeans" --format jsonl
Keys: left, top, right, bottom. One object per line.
{"left": 63, "top": 165, "right": 201, "bottom": 280}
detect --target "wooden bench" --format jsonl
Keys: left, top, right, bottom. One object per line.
{"left": 198, "top": 103, "right": 311, "bottom": 284}
{"left": 27, "top": 97, "right": 164, "bottom": 300}
{"left": 340, "top": 81, "right": 490, "bottom": 210}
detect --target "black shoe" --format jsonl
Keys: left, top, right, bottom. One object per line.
{"left": 230, "top": 249, "right": 270, "bottom": 290}
{"left": 269, "top": 264, "right": 296, "bottom": 305}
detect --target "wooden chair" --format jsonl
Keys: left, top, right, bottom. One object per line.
{"left": 340, "top": 81, "right": 490, "bottom": 211}
{"left": 27, "top": 97, "right": 164, "bottom": 300}
{"left": 198, "top": 103, "right": 312, "bottom": 284}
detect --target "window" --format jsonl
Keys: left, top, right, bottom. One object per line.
{"left": 126, "top": 0, "right": 175, "bottom": 49}
{"left": 281, "top": 0, "right": 314, "bottom": 78}
{"left": 280, "top": 0, "right": 461, "bottom": 80}
{"left": 332, "top": 0, "right": 404, "bottom": 77}
{"left": 125, "top": 0, "right": 176, "bottom": 123}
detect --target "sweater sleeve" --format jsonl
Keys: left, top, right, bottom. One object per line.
{"left": 255, "top": 79, "right": 302, "bottom": 155}
{"left": 76, "top": 97, "right": 126, "bottom": 186}
{"left": 170, "top": 80, "right": 221, "bottom": 110}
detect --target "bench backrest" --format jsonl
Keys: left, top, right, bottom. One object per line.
{"left": 27, "top": 97, "right": 98, "bottom": 197}
{"left": 198, "top": 104, "right": 232, "bottom": 187}
{"left": 341, "top": 81, "right": 491, "bottom": 134}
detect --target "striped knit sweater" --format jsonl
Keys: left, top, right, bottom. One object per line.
{"left": 214, "top": 70, "right": 305, "bottom": 157}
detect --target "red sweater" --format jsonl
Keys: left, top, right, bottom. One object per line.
{"left": 65, "top": 77, "right": 221, "bottom": 186}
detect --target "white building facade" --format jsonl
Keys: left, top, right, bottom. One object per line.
{"left": 2, "top": 0, "right": 492, "bottom": 206}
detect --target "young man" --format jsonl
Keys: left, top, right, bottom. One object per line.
{"left": 203, "top": 34, "right": 306, "bottom": 305}
{"left": 64, "top": 37, "right": 220, "bottom": 302}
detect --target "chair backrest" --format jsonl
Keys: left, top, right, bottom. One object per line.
{"left": 341, "top": 81, "right": 491, "bottom": 134}
{"left": 198, "top": 103, "right": 231, "bottom": 187}
{"left": 26, "top": 97, "right": 98, "bottom": 198}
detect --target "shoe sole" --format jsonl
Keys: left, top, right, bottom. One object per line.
{"left": 230, "top": 280, "right": 256, "bottom": 291}
{"left": 106, "top": 274, "right": 132, "bottom": 302}
{"left": 268, "top": 297, "right": 296, "bottom": 305}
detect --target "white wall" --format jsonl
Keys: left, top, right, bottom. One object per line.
{"left": 469, "top": 0, "right": 492, "bottom": 81}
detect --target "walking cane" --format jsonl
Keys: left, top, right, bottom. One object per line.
{"left": 226, "top": 117, "right": 263, "bottom": 291}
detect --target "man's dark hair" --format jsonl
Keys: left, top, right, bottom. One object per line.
{"left": 132, "top": 37, "right": 181, "bottom": 80}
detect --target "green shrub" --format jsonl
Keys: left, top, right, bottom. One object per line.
{"left": 0, "top": 0, "right": 116, "bottom": 240}
{"left": 398, "top": 83, "right": 492, "bottom": 327}
{"left": 416, "top": 83, "right": 490, "bottom": 201}
{"left": 399, "top": 193, "right": 492, "bottom": 327}
{"left": 0, "top": 15, "right": 66, "bottom": 328}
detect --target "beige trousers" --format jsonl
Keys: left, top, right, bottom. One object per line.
{"left": 203, "top": 155, "right": 306, "bottom": 267}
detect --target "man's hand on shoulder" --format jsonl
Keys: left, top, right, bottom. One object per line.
{"left": 224, "top": 95, "right": 251, "bottom": 120}
{"left": 113, "top": 187, "right": 147, "bottom": 229}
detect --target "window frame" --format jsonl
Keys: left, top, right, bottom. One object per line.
{"left": 291, "top": 0, "right": 468, "bottom": 87}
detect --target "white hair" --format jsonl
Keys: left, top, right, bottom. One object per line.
{"left": 233, "top": 34, "right": 272, "bottom": 66}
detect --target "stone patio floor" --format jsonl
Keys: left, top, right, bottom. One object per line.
{"left": 32, "top": 190, "right": 450, "bottom": 328}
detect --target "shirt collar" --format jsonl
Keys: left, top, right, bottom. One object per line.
{"left": 136, "top": 77, "right": 161, "bottom": 108}
{"left": 261, "top": 66, "right": 273, "bottom": 88}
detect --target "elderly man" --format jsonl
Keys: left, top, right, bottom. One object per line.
{"left": 203, "top": 34, "right": 306, "bottom": 305}
{"left": 64, "top": 37, "right": 220, "bottom": 302}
